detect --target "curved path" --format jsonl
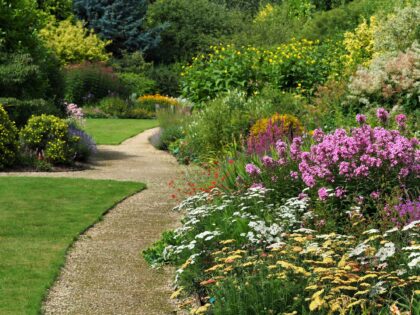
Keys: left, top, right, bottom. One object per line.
{"left": 3, "top": 128, "right": 186, "bottom": 314}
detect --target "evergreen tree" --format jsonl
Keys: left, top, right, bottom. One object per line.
{"left": 73, "top": 0, "right": 161, "bottom": 56}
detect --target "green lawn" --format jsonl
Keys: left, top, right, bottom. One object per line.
{"left": 84, "top": 118, "right": 159, "bottom": 145}
{"left": 0, "top": 177, "right": 144, "bottom": 315}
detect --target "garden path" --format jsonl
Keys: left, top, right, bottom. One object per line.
{"left": 3, "top": 128, "right": 185, "bottom": 314}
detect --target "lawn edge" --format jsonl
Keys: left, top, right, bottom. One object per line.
{"left": 39, "top": 180, "right": 146, "bottom": 315}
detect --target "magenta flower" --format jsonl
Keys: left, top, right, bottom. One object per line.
{"left": 290, "top": 171, "right": 299, "bottom": 180}
{"left": 376, "top": 108, "right": 389, "bottom": 123}
{"left": 335, "top": 187, "right": 346, "bottom": 198}
{"left": 356, "top": 114, "right": 366, "bottom": 124}
{"left": 312, "top": 128, "right": 324, "bottom": 142}
{"left": 245, "top": 163, "right": 261, "bottom": 176}
{"left": 261, "top": 155, "right": 275, "bottom": 167}
{"left": 370, "top": 191, "right": 380, "bottom": 199}
{"left": 275, "top": 140, "right": 287, "bottom": 157}
{"left": 318, "top": 187, "right": 329, "bottom": 201}
{"left": 395, "top": 114, "right": 406, "bottom": 128}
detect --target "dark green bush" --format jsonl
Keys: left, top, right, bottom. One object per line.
{"left": 64, "top": 63, "right": 129, "bottom": 105}
{"left": 19, "top": 115, "right": 79, "bottom": 165}
{"left": 147, "top": 0, "right": 246, "bottom": 63}
{"left": 1, "top": 97, "right": 59, "bottom": 128}
{"left": 147, "top": 63, "right": 182, "bottom": 97}
{"left": 0, "top": 104, "right": 19, "bottom": 169}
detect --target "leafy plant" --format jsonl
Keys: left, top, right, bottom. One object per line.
{"left": 19, "top": 114, "right": 79, "bottom": 164}
{"left": 0, "top": 104, "right": 18, "bottom": 169}
{"left": 40, "top": 18, "right": 110, "bottom": 65}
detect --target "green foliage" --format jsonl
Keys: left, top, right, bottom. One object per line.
{"left": 40, "top": 18, "right": 110, "bottom": 65}
{"left": 19, "top": 114, "right": 79, "bottom": 164}
{"left": 98, "top": 97, "right": 130, "bottom": 118}
{"left": 0, "top": 105, "right": 18, "bottom": 169}
{"left": 64, "top": 63, "right": 129, "bottom": 105}
{"left": 298, "top": 0, "right": 400, "bottom": 41}
{"left": 374, "top": 5, "right": 420, "bottom": 55}
{"left": 0, "top": 50, "right": 64, "bottom": 105}
{"left": 143, "top": 231, "right": 178, "bottom": 266}
{"left": 183, "top": 92, "right": 251, "bottom": 160}
{"left": 36, "top": 0, "right": 72, "bottom": 20}
{"left": 181, "top": 39, "right": 344, "bottom": 103}
{"left": 147, "top": 63, "right": 182, "bottom": 97}
{"left": 147, "top": 0, "right": 245, "bottom": 62}
{"left": 109, "top": 51, "right": 152, "bottom": 74}
{"left": 118, "top": 73, "right": 155, "bottom": 96}
{"left": 74, "top": 0, "right": 161, "bottom": 56}
{"left": 0, "top": 0, "right": 42, "bottom": 52}
{"left": 0, "top": 97, "right": 59, "bottom": 127}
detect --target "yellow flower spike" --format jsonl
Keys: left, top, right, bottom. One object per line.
{"left": 358, "top": 274, "right": 378, "bottom": 281}
{"left": 305, "top": 285, "right": 318, "bottom": 290}
{"left": 204, "top": 264, "right": 224, "bottom": 273}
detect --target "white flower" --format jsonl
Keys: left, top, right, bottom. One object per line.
{"left": 408, "top": 256, "right": 420, "bottom": 269}
{"left": 402, "top": 220, "right": 420, "bottom": 231}
{"left": 375, "top": 242, "right": 395, "bottom": 262}
{"left": 362, "top": 229, "right": 380, "bottom": 235}
{"left": 350, "top": 243, "right": 369, "bottom": 257}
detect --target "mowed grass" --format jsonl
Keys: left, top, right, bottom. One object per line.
{"left": 0, "top": 177, "right": 144, "bottom": 315}
{"left": 84, "top": 118, "right": 159, "bottom": 145}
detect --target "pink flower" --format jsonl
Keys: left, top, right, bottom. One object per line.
{"left": 261, "top": 155, "right": 275, "bottom": 167}
{"left": 356, "top": 114, "right": 366, "bottom": 124}
{"left": 335, "top": 187, "right": 346, "bottom": 198}
{"left": 290, "top": 171, "right": 299, "bottom": 180}
{"left": 312, "top": 128, "right": 324, "bottom": 142}
{"left": 250, "top": 183, "right": 264, "bottom": 189}
{"left": 395, "top": 114, "right": 406, "bottom": 128}
{"left": 275, "top": 140, "right": 287, "bottom": 157}
{"left": 318, "top": 187, "right": 329, "bottom": 201}
{"left": 245, "top": 163, "right": 261, "bottom": 176}
{"left": 376, "top": 108, "right": 389, "bottom": 123}
{"left": 370, "top": 191, "right": 380, "bottom": 199}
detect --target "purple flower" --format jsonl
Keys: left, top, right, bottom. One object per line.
{"left": 275, "top": 140, "right": 287, "bottom": 157}
{"left": 370, "top": 191, "right": 380, "bottom": 199}
{"left": 312, "top": 128, "right": 324, "bottom": 142}
{"left": 376, "top": 108, "right": 389, "bottom": 123}
{"left": 298, "top": 192, "right": 308, "bottom": 200}
{"left": 261, "top": 155, "right": 275, "bottom": 167}
{"left": 245, "top": 163, "right": 261, "bottom": 176}
{"left": 335, "top": 187, "right": 346, "bottom": 198}
{"left": 250, "top": 183, "right": 265, "bottom": 189}
{"left": 290, "top": 171, "right": 299, "bottom": 180}
{"left": 290, "top": 137, "right": 302, "bottom": 160}
{"left": 356, "top": 114, "right": 366, "bottom": 124}
{"left": 318, "top": 187, "right": 329, "bottom": 201}
{"left": 395, "top": 114, "right": 406, "bottom": 128}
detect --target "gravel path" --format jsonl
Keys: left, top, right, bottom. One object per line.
{"left": 3, "top": 128, "right": 185, "bottom": 314}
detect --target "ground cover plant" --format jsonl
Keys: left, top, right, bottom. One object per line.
{"left": 84, "top": 118, "right": 159, "bottom": 145}
{"left": 0, "top": 176, "right": 144, "bottom": 315}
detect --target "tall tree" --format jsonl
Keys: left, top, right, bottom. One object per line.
{"left": 73, "top": 0, "right": 161, "bottom": 56}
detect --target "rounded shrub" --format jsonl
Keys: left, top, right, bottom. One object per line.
{"left": 98, "top": 97, "right": 130, "bottom": 117}
{"left": 20, "top": 115, "right": 79, "bottom": 164}
{"left": 0, "top": 104, "right": 19, "bottom": 169}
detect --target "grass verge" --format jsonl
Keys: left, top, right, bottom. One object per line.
{"left": 0, "top": 176, "right": 145, "bottom": 315}
{"left": 84, "top": 118, "right": 159, "bottom": 145}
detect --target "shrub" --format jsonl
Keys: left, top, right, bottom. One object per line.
{"left": 40, "top": 18, "right": 111, "bottom": 65}
{"left": 64, "top": 63, "right": 129, "bottom": 105}
{"left": 0, "top": 104, "right": 19, "bottom": 169}
{"left": 183, "top": 92, "right": 251, "bottom": 160}
{"left": 1, "top": 98, "right": 60, "bottom": 128}
{"left": 98, "top": 97, "right": 130, "bottom": 118}
{"left": 181, "top": 39, "right": 344, "bottom": 103}
{"left": 20, "top": 114, "right": 79, "bottom": 164}
{"left": 146, "top": 63, "right": 182, "bottom": 97}
{"left": 346, "top": 42, "right": 420, "bottom": 112}
{"left": 118, "top": 73, "right": 155, "bottom": 96}
{"left": 68, "top": 125, "right": 96, "bottom": 161}
{"left": 374, "top": 5, "right": 420, "bottom": 55}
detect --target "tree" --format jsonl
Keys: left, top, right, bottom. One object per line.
{"left": 147, "top": 0, "right": 245, "bottom": 63}
{"left": 73, "top": 0, "right": 161, "bottom": 56}
{"left": 36, "top": 0, "right": 73, "bottom": 20}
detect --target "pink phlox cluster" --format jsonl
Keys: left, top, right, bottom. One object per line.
{"left": 66, "top": 102, "right": 84, "bottom": 120}
{"left": 298, "top": 125, "right": 418, "bottom": 187}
